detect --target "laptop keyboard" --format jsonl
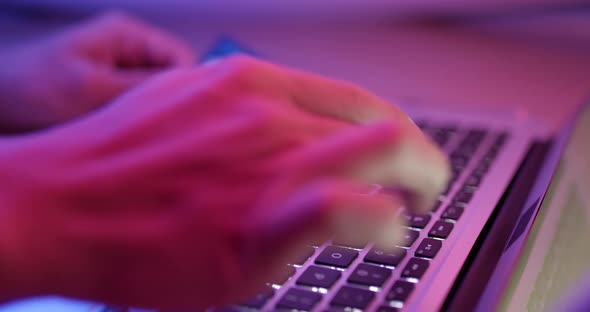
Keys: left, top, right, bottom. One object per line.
{"left": 213, "top": 123, "right": 508, "bottom": 312}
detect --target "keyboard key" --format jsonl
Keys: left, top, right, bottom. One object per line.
{"left": 415, "top": 238, "right": 442, "bottom": 259}
{"left": 331, "top": 286, "right": 375, "bottom": 309}
{"left": 473, "top": 162, "right": 490, "bottom": 176}
{"left": 450, "top": 168, "right": 462, "bottom": 183}
{"left": 464, "top": 174, "right": 481, "bottom": 189}
{"left": 377, "top": 306, "right": 400, "bottom": 312}
{"left": 452, "top": 145, "right": 477, "bottom": 158}
{"left": 404, "top": 213, "right": 431, "bottom": 228}
{"left": 450, "top": 154, "right": 469, "bottom": 168}
{"left": 431, "top": 131, "right": 452, "bottom": 147}
{"left": 400, "top": 229, "right": 420, "bottom": 247}
{"left": 242, "top": 287, "right": 274, "bottom": 309}
{"left": 440, "top": 184, "right": 452, "bottom": 196}
{"left": 292, "top": 246, "right": 316, "bottom": 265}
{"left": 401, "top": 258, "right": 429, "bottom": 279}
{"left": 451, "top": 163, "right": 465, "bottom": 176}
{"left": 297, "top": 265, "right": 341, "bottom": 289}
{"left": 270, "top": 265, "right": 296, "bottom": 285}
{"left": 480, "top": 153, "right": 495, "bottom": 166}
{"left": 386, "top": 280, "right": 415, "bottom": 302}
{"left": 277, "top": 288, "right": 322, "bottom": 311}
{"left": 332, "top": 237, "right": 369, "bottom": 249}
{"left": 365, "top": 246, "right": 406, "bottom": 267}
{"left": 495, "top": 132, "right": 508, "bottom": 145}
{"left": 454, "top": 191, "right": 473, "bottom": 204}
{"left": 464, "top": 129, "right": 487, "bottom": 141}
{"left": 442, "top": 205, "right": 464, "bottom": 221}
{"left": 348, "top": 263, "right": 392, "bottom": 287}
{"left": 430, "top": 200, "right": 443, "bottom": 212}
{"left": 315, "top": 246, "right": 358, "bottom": 268}
{"left": 428, "top": 221, "right": 454, "bottom": 239}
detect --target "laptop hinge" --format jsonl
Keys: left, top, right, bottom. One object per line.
{"left": 441, "top": 140, "right": 552, "bottom": 312}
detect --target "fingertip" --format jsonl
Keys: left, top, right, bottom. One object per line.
{"left": 374, "top": 216, "right": 406, "bottom": 249}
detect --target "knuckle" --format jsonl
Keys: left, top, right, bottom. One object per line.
{"left": 215, "top": 55, "right": 263, "bottom": 91}
{"left": 340, "top": 83, "right": 368, "bottom": 104}
{"left": 224, "top": 55, "right": 260, "bottom": 73}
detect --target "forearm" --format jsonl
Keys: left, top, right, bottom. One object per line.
{"left": 0, "top": 140, "right": 44, "bottom": 303}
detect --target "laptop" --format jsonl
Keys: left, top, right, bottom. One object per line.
{"left": 1, "top": 38, "right": 588, "bottom": 312}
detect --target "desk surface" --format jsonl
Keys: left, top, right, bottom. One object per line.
{"left": 2, "top": 14, "right": 590, "bottom": 131}
{"left": 172, "top": 21, "right": 590, "bottom": 132}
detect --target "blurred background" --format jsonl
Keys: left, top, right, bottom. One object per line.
{"left": 1, "top": 0, "right": 589, "bottom": 130}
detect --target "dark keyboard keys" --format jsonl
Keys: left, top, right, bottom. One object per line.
{"left": 450, "top": 168, "right": 462, "bottom": 183}
{"left": 464, "top": 129, "right": 487, "bottom": 142}
{"left": 386, "top": 280, "right": 415, "bottom": 302}
{"left": 332, "top": 237, "right": 369, "bottom": 249}
{"left": 297, "top": 265, "right": 341, "bottom": 289}
{"left": 430, "top": 200, "right": 443, "bottom": 212}
{"left": 415, "top": 238, "right": 442, "bottom": 259}
{"left": 489, "top": 133, "right": 507, "bottom": 154}
{"left": 277, "top": 288, "right": 322, "bottom": 311}
{"left": 242, "top": 288, "right": 274, "bottom": 309}
{"left": 473, "top": 162, "right": 490, "bottom": 176}
{"left": 450, "top": 154, "right": 470, "bottom": 168}
{"left": 292, "top": 246, "right": 316, "bottom": 265}
{"left": 400, "top": 229, "right": 420, "bottom": 247}
{"left": 401, "top": 258, "right": 429, "bottom": 279}
{"left": 348, "top": 263, "right": 392, "bottom": 287}
{"left": 365, "top": 246, "right": 406, "bottom": 267}
{"left": 429, "top": 126, "right": 456, "bottom": 147}
{"left": 404, "top": 213, "right": 431, "bottom": 228}
{"left": 464, "top": 174, "right": 481, "bottom": 190}
{"left": 454, "top": 190, "right": 473, "bottom": 205}
{"left": 377, "top": 306, "right": 400, "bottom": 312}
{"left": 442, "top": 205, "right": 464, "bottom": 221}
{"left": 331, "top": 286, "right": 375, "bottom": 309}
{"left": 428, "top": 221, "right": 454, "bottom": 239}
{"left": 315, "top": 246, "right": 358, "bottom": 268}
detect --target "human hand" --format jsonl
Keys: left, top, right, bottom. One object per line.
{"left": 0, "top": 12, "right": 194, "bottom": 132}
{"left": 0, "top": 56, "right": 449, "bottom": 309}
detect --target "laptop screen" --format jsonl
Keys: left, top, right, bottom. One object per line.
{"left": 499, "top": 103, "right": 590, "bottom": 311}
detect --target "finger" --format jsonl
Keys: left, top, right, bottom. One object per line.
{"left": 350, "top": 124, "right": 451, "bottom": 212}
{"left": 83, "top": 66, "right": 161, "bottom": 108}
{"left": 77, "top": 12, "right": 194, "bottom": 69}
{"left": 141, "top": 27, "right": 195, "bottom": 67}
{"left": 206, "top": 57, "right": 449, "bottom": 205}
{"left": 216, "top": 55, "right": 412, "bottom": 125}
{"left": 284, "top": 121, "right": 450, "bottom": 212}
{"left": 241, "top": 178, "right": 405, "bottom": 285}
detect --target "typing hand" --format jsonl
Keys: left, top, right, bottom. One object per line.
{"left": 0, "top": 11, "right": 194, "bottom": 132}
{"left": 0, "top": 56, "right": 448, "bottom": 309}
